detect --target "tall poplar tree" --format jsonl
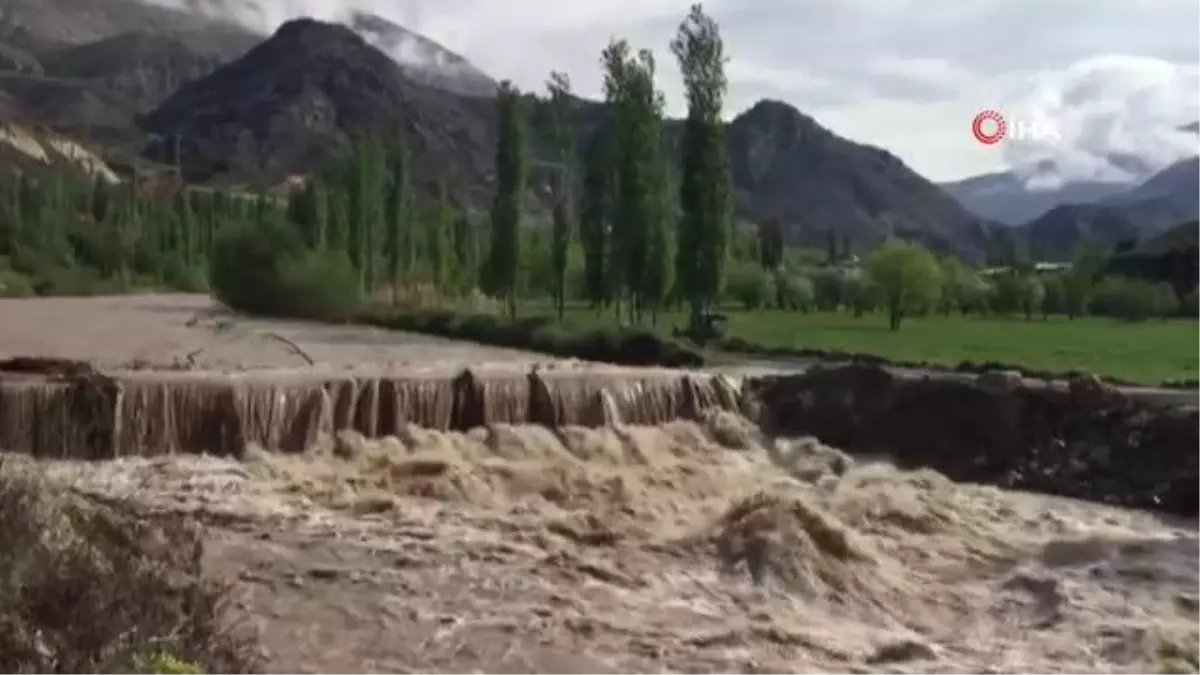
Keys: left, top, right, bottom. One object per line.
{"left": 579, "top": 125, "right": 612, "bottom": 312}
{"left": 546, "top": 70, "right": 576, "bottom": 322}
{"left": 384, "top": 138, "right": 411, "bottom": 303}
{"left": 489, "top": 80, "right": 527, "bottom": 319}
{"left": 602, "top": 42, "right": 670, "bottom": 323}
{"left": 452, "top": 209, "right": 478, "bottom": 293}
{"left": 671, "top": 3, "right": 733, "bottom": 323}
{"left": 428, "top": 178, "right": 452, "bottom": 291}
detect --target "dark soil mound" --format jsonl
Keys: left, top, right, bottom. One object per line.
{"left": 752, "top": 364, "right": 1199, "bottom": 516}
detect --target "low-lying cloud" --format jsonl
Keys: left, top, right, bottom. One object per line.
{"left": 1000, "top": 55, "right": 1199, "bottom": 188}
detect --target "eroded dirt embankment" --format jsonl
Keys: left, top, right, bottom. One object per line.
{"left": 753, "top": 365, "right": 1199, "bottom": 516}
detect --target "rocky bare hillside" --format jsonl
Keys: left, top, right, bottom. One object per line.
{"left": 726, "top": 100, "right": 992, "bottom": 256}
{"left": 37, "top": 30, "right": 239, "bottom": 112}
{"left": 141, "top": 18, "right": 497, "bottom": 195}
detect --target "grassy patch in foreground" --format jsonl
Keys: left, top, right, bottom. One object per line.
{"left": 555, "top": 305, "right": 1198, "bottom": 385}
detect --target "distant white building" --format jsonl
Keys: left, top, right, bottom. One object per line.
{"left": 980, "top": 261, "right": 1072, "bottom": 277}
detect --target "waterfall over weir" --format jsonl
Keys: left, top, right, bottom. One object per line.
{"left": 0, "top": 363, "right": 746, "bottom": 459}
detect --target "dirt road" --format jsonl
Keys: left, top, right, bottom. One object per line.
{"left": 0, "top": 294, "right": 546, "bottom": 370}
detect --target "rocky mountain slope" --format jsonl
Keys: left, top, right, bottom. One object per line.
{"left": 37, "top": 30, "right": 237, "bottom": 112}
{"left": 141, "top": 18, "right": 497, "bottom": 195}
{"left": 725, "top": 100, "right": 991, "bottom": 254}
{"left": 0, "top": 0, "right": 497, "bottom": 159}
{"left": 0, "top": 117, "right": 120, "bottom": 183}
{"left": 0, "top": 0, "right": 255, "bottom": 55}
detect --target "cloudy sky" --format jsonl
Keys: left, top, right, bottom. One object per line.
{"left": 179, "top": 0, "right": 1200, "bottom": 184}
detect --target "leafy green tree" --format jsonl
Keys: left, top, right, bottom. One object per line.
{"left": 936, "top": 255, "right": 973, "bottom": 315}
{"left": 840, "top": 270, "right": 875, "bottom": 317}
{"left": 863, "top": 240, "right": 943, "bottom": 330}
{"left": 579, "top": 125, "right": 613, "bottom": 312}
{"left": 600, "top": 40, "right": 633, "bottom": 317}
{"left": 287, "top": 180, "right": 325, "bottom": 251}
{"left": 727, "top": 261, "right": 772, "bottom": 309}
{"left": 1062, "top": 246, "right": 1105, "bottom": 319}
{"left": 757, "top": 214, "right": 785, "bottom": 270}
{"left": 1091, "top": 275, "right": 1178, "bottom": 321}
{"left": 809, "top": 268, "right": 844, "bottom": 311}
{"left": 989, "top": 272, "right": 1023, "bottom": 315}
{"left": 1019, "top": 274, "right": 1045, "bottom": 320}
{"left": 775, "top": 272, "right": 815, "bottom": 312}
{"left": 489, "top": 80, "right": 528, "bottom": 318}
{"left": 347, "top": 136, "right": 385, "bottom": 292}
{"left": 602, "top": 41, "right": 670, "bottom": 323}
{"left": 671, "top": 3, "right": 733, "bottom": 323}
{"left": 1041, "top": 274, "right": 1065, "bottom": 318}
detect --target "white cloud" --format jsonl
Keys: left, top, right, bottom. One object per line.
{"left": 159, "top": 0, "right": 1200, "bottom": 183}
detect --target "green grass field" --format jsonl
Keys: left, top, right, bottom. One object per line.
{"left": 550, "top": 304, "right": 1198, "bottom": 384}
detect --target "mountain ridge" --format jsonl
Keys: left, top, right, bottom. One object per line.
{"left": 140, "top": 18, "right": 995, "bottom": 259}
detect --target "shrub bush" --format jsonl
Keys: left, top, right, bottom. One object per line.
{"left": 273, "top": 249, "right": 361, "bottom": 321}
{"left": 208, "top": 218, "right": 303, "bottom": 315}
{"left": 809, "top": 268, "right": 844, "bottom": 311}
{"left": 1183, "top": 289, "right": 1199, "bottom": 317}
{"left": 209, "top": 219, "right": 360, "bottom": 320}
{"left": 359, "top": 307, "right": 705, "bottom": 368}
{"left": 775, "top": 272, "right": 815, "bottom": 311}
{"left": 160, "top": 257, "right": 210, "bottom": 294}
{"left": 726, "top": 263, "right": 773, "bottom": 310}
{"left": 1090, "top": 275, "right": 1177, "bottom": 321}
{"left": 0, "top": 266, "right": 34, "bottom": 297}
{"left": 0, "top": 458, "right": 260, "bottom": 673}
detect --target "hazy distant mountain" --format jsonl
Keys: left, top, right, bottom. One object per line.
{"left": 1019, "top": 157, "right": 1199, "bottom": 259}
{"left": 939, "top": 170, "right": 1124, "bottom": 226}
{"left": 942, "top": 123, "right": 1200, "bottom": 226}
{"left": 1020, "top": 204, "right": 1142, "bottom": 260}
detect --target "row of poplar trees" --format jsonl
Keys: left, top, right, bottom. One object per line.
{"left": 284, "top": 3, "right": 733, "bottom": 326}
{"left": 0, "top": 168, "right": 275, "bottom": 292}
{"left": 538, "top": 3, "right": 734, "bottom": 326}
{"left": 0, "top": 3, "right": 734, "bottom": 330}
